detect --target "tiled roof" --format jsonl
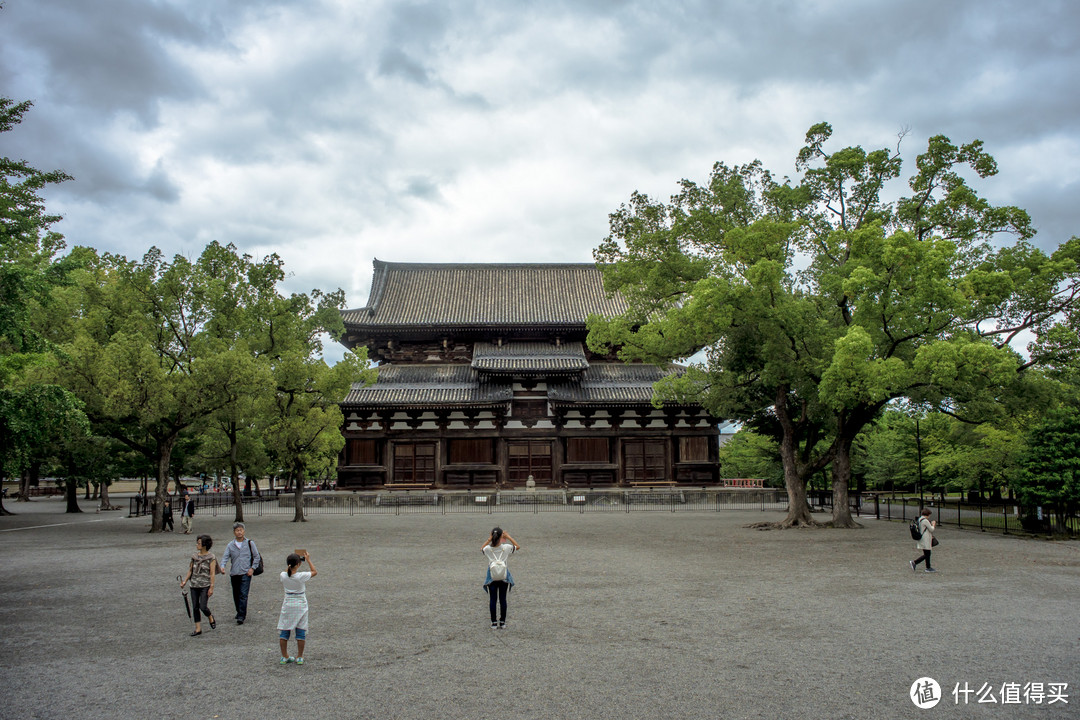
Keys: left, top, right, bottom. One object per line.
{"left": 343, "top": 260, "right": 627, "bottom": 329}
{"left": 343, "top": 365, "right": 511, "bottom": 408}
{"left": 471, "top": 341, "right": 589, "bottom": 374}
{"left": 343, "top": 362, "right": 694, "bottom": 410}
{"left": 548, "top": 363, "right": 686, "bottom": 405}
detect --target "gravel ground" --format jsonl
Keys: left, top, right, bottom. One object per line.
{"left": 0, "top": 497, "right": 1077, "bottom": 720}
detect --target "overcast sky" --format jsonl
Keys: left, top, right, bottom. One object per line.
{"left": 3, "top": 0, "right": 1079, "bottom": 336}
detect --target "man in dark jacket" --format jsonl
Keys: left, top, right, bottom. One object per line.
{"left": 180, "top": 488, "right": 195, "bottom": 534}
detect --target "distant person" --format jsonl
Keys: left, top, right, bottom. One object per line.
{"left": 909, "top": 508, "right": 939, "bottom": 573}
{"left": 161, "top": 495, "right": 174, "bottom": 532}
{"left": 277, "top": 551, "right": 317, "bottom": 665}
{"left": 482, "top": 527, "right": 521, "bottom": 629}
{"left": 179, "top": 534, "right": 218, "bottom": 636}
{"left": 180, "top": 488, "right": 195, "bottom": 534}
{"left": 219, "top": 522, "right": 262, "bottom": 624}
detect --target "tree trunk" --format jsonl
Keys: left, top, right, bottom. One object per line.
{"left": 830, "top": 436, "right": 862, "bottom": 528}
{"left": 150, "top": 435, "right": 178, "bottom": 532}
{"left": 98, "top": 481, "right": 116, "bottom": 511}
{"left": 0, "top": 470, "right": 13, "bottom": 515}
{"left": 230, "top": 476, "right": 244, "bottom": 522}
{"left": 772, "top": 386, "right": 817, "bottom": 527}
{"left": 65, "top": 479, "right": 82, "bottom": 513}
{"left": 17, "top": 463, "right": 39, "bottom": 502}
{"left": 292, "top": 468, "right": 306, "bottom": 522}
{"left": 228, "top": 427, "right": 244, "bottom": 523}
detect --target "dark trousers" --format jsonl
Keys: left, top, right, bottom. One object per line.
{"left": 487, "top": 581, "right": 508, "bottom": 623}
{"left": 190, "top": 586, "right": 212, "bottom": 623}
{"left": 230, "top": 574, "right": 252, "bottom": 620}
{"left": 913, "top": 549, "right": 933, "bottom": 570}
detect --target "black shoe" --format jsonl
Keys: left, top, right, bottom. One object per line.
{"left": 209, "top": 616, "right": 216, "bottom": 629}
{"left": 237, "top": 619, "right": 244, "bottom": 625}
{"left": 190, "top": 631, "right": 202, "bottom": 637}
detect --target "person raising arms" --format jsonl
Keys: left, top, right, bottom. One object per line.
{"left": 482, "top": 527, "right": 521, "bottom": 629}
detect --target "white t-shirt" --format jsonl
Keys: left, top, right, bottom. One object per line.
{"left": 483, "top": 542, "right": 514, "bottom": 564}
{"left": 280, "top": 570, "right": 313, "bottom": 594}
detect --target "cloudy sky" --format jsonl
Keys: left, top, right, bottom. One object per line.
{"left": 2, "top": 0, "right": 1078, "bottom": 329}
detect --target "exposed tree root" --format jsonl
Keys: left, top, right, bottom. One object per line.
{"left": 744, "top": 518, "right": 865, "bottom": 530}
{"left": 825, "top": 518, "right": 864, "bottom": 529}
{"left": 744, "top": 518, "right": 826, "bottom": 530}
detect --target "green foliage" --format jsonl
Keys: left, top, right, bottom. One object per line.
{"left": 50, "top": 433, "right": 121, "bottom": 493}
{"left": 591, "top": 121, "right": 1080, "bottom": 527}
{"left": 922, "top": 421, "right": 1025, "bottom": 494}
{"left": 260, "top": 287, "right": 374, "bottom": 520}
{"left": 0, "top": 384, "right": 88, "bottom": 480}
{"left": 1015, "top": 402, "right": 1080, "bottom": 508}
{"left": 0, "top": 98, "right": 89, "bottom": 498}
{"left": 717, "top": 430, "right": 783, "bottom": 486}
{"left": 48, "top": 240, "right": 374, "bottom": 528}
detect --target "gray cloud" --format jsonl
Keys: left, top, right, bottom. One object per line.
{"left": 0, "top": 0, "right": 1076, "bottom": 310}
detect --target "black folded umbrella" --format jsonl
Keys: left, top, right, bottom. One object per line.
{"left": 178, "top": 575, "right": 191, "bottom": 618}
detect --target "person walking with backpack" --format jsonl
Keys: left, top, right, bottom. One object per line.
{"left": 219, "top": 522, "right": 263, "bottom": 624}
{"left": 482, "top": 527, "right": 520, "bottom": 629}
{"left": 909, "top": 508, "right": 938, "bottom": 573}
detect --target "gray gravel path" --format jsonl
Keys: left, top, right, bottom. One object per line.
{"left": 0, "top": 498, "right": 1076, "bottom": 719}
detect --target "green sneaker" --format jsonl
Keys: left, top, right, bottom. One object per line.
{"left": 296, "top": 657, "right": 304, "bottom": 665}
{"left": 279, "top": 657, "right": 290, "bottom": 665}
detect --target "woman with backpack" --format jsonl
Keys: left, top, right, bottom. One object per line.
{"left": 909, "top": 508, "right": 938, "bottom": 573}
{"left": 482, "top": 527, "right": 520, "bottom": 629}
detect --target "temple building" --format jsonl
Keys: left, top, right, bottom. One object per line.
{"left": 335, "top": 260, "right": 720, "bottom": 490}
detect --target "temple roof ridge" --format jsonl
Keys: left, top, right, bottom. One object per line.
{"left": 342, "top": 258, "right": 628, "bottom": 332}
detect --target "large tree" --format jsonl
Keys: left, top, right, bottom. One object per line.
{"left": 189, "top": 242, "right": 282, "bottom": 522}
{"left": 1014, "top": 401, "right": 1080, "bottom": 533}
{"left": 0, "top": 97, "right": 87, "bottom": 514}
{"left": 259, "top": 289, "right": 374, "bottom": 522}
{"left": 590, "top": 123, "right": 1080, "bottom": 527}
{"left": 51, "top": 247, "right": 252, "bottom": 530}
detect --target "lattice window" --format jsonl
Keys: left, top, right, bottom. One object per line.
{"left": 393, "top": 442, "right": 437, "bottom": 483}
{"left": 513, "top": 399, "right": 548, "bottom": 418}
{"left": 623, "top": 440, "right": 667, "bottom": 483}
{"left": 507, "top": 441, "right": 552, "bottom": 482}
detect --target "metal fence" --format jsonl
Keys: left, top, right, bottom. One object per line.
{"left": 126, "top": 488, "right": 1077, "bottom": 537}
{"left": 863, "top": 492, "right": 1078, "bottom": 538}
{"left": 128, "top": 491, "right": 281, "bottom": 518}
{"left": 164, "top": 488, "right": 789, "bottom": 517}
